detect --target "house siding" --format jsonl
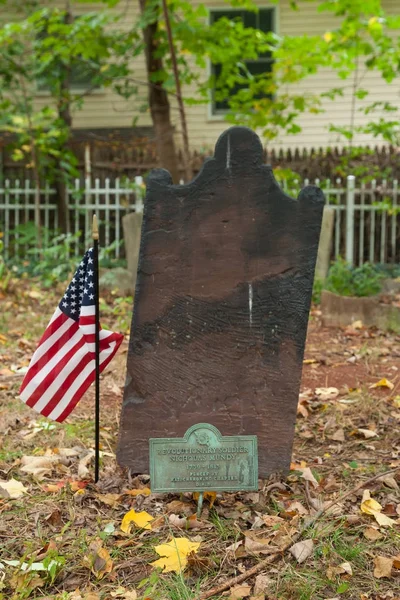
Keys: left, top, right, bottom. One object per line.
{"left": 5, "top": 0, "right": 400, "bottom": 151}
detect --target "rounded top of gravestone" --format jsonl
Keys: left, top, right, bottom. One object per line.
{"left": 214, "top": 127, "right": 264, "bottom": 170}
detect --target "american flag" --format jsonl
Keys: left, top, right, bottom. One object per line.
{"left": 20, "top": 248, "right": 123, "bottom": 422}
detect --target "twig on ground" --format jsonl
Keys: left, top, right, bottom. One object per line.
{"left": 198, "top": 466, "right": 400, "bottom": 599}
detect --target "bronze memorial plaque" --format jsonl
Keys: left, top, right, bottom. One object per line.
{"left": 117, "top": 126, "right": 324, "bottom": 477}
{"left": 149, "top": 423, "right": 258, "bottom": 493}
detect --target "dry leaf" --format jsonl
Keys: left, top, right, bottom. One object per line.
{"left": 244, "top": 534, "right": 273, "bottom": 555}
{"left": 169, "top": 513, "right": 212, "bottom": 530}
{"left": 151, "top": 537, "right": 201, "bottom": 573}
{"left": 357, "top": 428, "right": 378, "bottom": 439}
{"left": 0, "top": 478, "right": 27, "bottom": 499}
{"left": 121, "top": 509, "right": 154, "bottom": 533}
{"left": 110, "top": 587, "right": 137, "bottom": 599}
{"left": 124, "top": 488, "right": 151, "bottom": 497}
{"left": 299, "top": 467, "right": 319, "bottom": 488}
{"left": 360, "top": 490, "right": 396, "bottom": 527}
{"left": 253, "top": 574, "right": 272, "bottom": 596}
{"left": 364, "top": 527, "right": 383, "bottom": 541}
{"left": 96, "top": 494, "right": 121, "bottom": 508}
{"left": 289, "top": 539, "right": 314, "bottom": 564}
{"left": 78, "top": 452, "right": 94, "bottom": 479}
{"left": 83, "top": 539, "right": 113, "bottom": 579}
{"left": 229, "top": 584, "right": 252, "bottom": 599}
{"left": 370, "top": 378, "right": 394, "bottom": 390}
{"left": 339, "top": 562, "right": 353, "bottom": 575}
{"left": 373, "top": 556, "right": 393, "bottom": 578}
{"left": 331, "top": 429, "right": 345, "bottom": 442}
{"left": 315, "top": 387, "right": 339, "bottom": 401}
{"left": 193, "top": 491, "right": 216, "bottom": 508}
{"left": 20, "top": 456, "right": 62, "bottom": 478}
{"left": 226, "top": 541, "right": 243, "bottom": 553}
{"left": 262, "top": 515, "right": 285, "bottom": 527}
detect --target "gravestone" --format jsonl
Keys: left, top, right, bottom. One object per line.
{"left": 117, "top": 127, "right": 324, "bottom": 477}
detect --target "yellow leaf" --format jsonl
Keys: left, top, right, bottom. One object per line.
{"left": 151, "top": 537, "right": 201, "bottom": 573}
{"left": 323, "top": 31, "right": 333, "bottom": 43}
{"left": 360, "top": 492, "right": 382, "bottom": 515}
{"left": 121, "top": 509, "right": 154, "bottom": 533}
{"left": 360, "top": 490, "right": 396, "bottom": 528}
{"left": 193, "top": 491, "right": 216, "bottom": 508}
{"left": 370, "top": 378, "right": 394, "bottom": 390}
{"left": 124, "top": 487, "right": 151, "bottom": 497}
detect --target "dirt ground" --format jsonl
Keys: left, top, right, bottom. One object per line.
{"left": 1, "top": 282, "right": 400, "bottom": 600}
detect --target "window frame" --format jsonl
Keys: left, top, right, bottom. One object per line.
{"left": 207, "top": 4, "right": 278, "bottom": 121}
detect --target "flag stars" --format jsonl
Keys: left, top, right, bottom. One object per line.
{"left": 89, "top": 294, "right": 94, "bottom": 300}
{"left": 88, "top": 270, "right": 94, "bottom": 276}
{"left": 88, "top": 282, "right": 94, "bottom": 288}
{"left": 88, "top": 257, "right": 93, "bottom": 264}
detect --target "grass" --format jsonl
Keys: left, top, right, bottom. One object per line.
{"left": 1, "top": 278, "right": 400, "bottom": 599}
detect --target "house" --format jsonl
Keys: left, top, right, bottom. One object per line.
{"left": 3, "top": 0, "right": 400, "bottom": 152}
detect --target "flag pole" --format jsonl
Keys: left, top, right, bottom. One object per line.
{"left": 92, "top": 214, "right": 101, "bottom": 483}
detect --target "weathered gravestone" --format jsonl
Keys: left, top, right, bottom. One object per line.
{"left": 117, "top": 126, "right": 325, "bottom": 477}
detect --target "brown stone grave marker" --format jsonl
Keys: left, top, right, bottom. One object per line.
{"left": 117, "top": 126, "right": 325, "bottom": 477}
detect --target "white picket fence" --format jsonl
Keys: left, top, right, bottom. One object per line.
{"left": 0, "top": 176, "right": 145, "bottom": 261}
{"left": 1, "top": 175, "right": 399, "bottom": 265}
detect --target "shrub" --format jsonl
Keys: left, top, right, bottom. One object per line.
{"left": 325, "top": 258, "right": 383, "bottom": 297}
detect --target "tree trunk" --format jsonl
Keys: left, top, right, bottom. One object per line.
{"left": 55, "top": 1, "right": 73, "bottom": 233}
{"left": 139, "top": 0, "right": 180, "bottom": 183}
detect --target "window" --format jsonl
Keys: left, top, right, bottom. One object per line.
{"left": 210, "top": 8, "right": 275, "bottom": 115}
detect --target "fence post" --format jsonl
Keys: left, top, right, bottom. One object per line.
{"left": 346, "top": 175, "right": 355, "bottom": 265}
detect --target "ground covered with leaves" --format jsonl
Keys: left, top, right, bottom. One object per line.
{"left": 1, "top": 278, "right": 400, "bottom": 600}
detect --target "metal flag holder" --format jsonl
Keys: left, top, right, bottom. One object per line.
{"left": 92, "top": 215, "right": 101, "bottom": 483}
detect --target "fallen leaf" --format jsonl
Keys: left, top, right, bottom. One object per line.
{"left": 193, "top": 491, "right": 217, "bottom": 508}
{"left": 121, "top": 509, "right": 154, "bottom": 533}
{"left": 373, "top": 556, "right": 393, "bottom": 578}
{"left": 253, "top": 574, "right": 272, "bottom": 596}
{"left": 289, "top": 539, "right": 314, "bottom": 564}
{"left": 0, "top": 478, "right": 28, "bottom": 499}
{"left": 124, "top": 487, "right": 151, "bottom": 497}
{"left": 357, "top": 428, "right": 378, "bottom": 439}
{"left": 339, "top": 562, "right": 353, "bottom": 575}
{"left": 226, "top": 540, "right": 243, "bottom": 553}
{"left": 110, "top": 587, "right": 137, "bottom": 599}
{"left": 286, "top": 500, "right": 309, "bottom": 515}
{"left": 96, "top": 493, "right": 121, "bottom": 508}
{"left": 20, "top": 455, "right": 62, "bottom": 478}
{"left": 361, "top": 490, "right": 396, "bottom": 528}
{"left": 315, "top": 387, "right": 339, "bottom": 401}
{"left": 364, "top": 527, "right": 383, "bottom": 541}
{"left": 151, "top": 537, "right": 201, "bottom": 573}
{"left": 83, "top": 539, "right": 113, "bottom": 579}
{"left": 370, "top": 378, "right": 394, "bottom": 390}
{"left": 330, "top": 429, "right": 345, "bottom": 442}
{"left": 229, "top": 584, "right": 252, "bottom": 599}
{"left": 299, "top": 467, "right": 319, "bottom": 488}
{"left": 244, "top": 532, "right": 275, "bottom": 555}
{"left": 169, "top": 513, "right": 212, "bottom": 530}
{"left": 78, "top": 452, "right": 94, "bottom": 479}
{"left": 262, "top": 515, "right": 285, "bottom": 527}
